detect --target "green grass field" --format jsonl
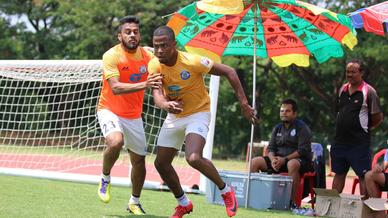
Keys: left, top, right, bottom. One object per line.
{"left": 0, "top": 175, "right": 306, "bottom": 218}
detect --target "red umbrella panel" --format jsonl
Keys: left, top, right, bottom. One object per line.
{"left": 350, "top": 1, "right": 388, "bottom": 36}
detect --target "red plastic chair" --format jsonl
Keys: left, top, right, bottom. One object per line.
{"left": 351, "top": 148, "right": 387, "bottom": 197}
{"left": 281, "top": 171, "right": 316, "bottom": 208}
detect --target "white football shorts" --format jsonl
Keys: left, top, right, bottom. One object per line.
{"left": 157, "top": 111, "right": 211, "bottom": 150}
{"left": 97, "top": 109, "right": 147, "bottom": 156}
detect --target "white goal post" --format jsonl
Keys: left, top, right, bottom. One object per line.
{"left": 0, "top": 60, "right": 219, "bottom": 193}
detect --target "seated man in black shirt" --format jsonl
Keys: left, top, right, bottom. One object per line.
{"left": 250, "top": 99, "right": 313, "bottom": 207}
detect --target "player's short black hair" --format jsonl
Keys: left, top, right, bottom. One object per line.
{"left": 281, "top": 98, "right": 297, "bottom": 112}
{"left": 346, "top": 58, "right": 364, "bottom": 73}
{"left": 153, "top": 26, "right": 175, "bottom": 41}
{"left": 118, "top": 15, "right": 140, "bottom": 32}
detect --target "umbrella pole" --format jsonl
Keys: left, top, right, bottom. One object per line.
{"left": 245, "top": 0, "right": 258, "bottom": 209}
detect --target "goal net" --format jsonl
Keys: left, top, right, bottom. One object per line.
{"left": 0, "top": 60, "right": 219, "bottom": 193}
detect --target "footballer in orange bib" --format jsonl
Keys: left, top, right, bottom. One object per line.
{"left": 98, "top": 44, "right": 152, "bottom": 119}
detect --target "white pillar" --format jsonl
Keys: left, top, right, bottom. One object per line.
{"left": 200, "top": 75, "right": 220, "bottom": 193}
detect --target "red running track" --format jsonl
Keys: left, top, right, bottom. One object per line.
{"left": 0, "top": 153, "right": 200, "bottom": 188}
{"left": 1, "top": 153, "right": 361, "bottom": 194}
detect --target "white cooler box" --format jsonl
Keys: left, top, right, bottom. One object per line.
{"left": 206, "top": 170, "right": 293, "bottom": 210}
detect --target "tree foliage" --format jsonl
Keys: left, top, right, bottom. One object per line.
{"left": 1, "top": 0, "right": 387, "bottom": 157}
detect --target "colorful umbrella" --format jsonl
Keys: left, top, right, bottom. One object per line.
{"left": 196, "top": 0, "right": 244, "bottom": 14}
{"left": 349, "top": 1, "right": 388, "bottom": 36}
{"left": 168, "top": 0, "right": 358, "bottom": 67}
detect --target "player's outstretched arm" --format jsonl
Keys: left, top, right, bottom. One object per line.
{"left": 209, "top": 63, "right": 258, "bottom": 124}
{"left": 107, "top": 74, "right": 162, "bottom": 95}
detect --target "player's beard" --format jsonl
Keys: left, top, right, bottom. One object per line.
{"left": 123, "top": 40, "right": 139, "bottom": 51}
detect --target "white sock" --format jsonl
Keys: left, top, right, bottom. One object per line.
{"left": 177, "top": 194, "right": 190, "bottom": 206}
{"left": 220, "top": 184, "right": 231, "bottom": 194}
{"left": 101, "top": 173, "right": 110, "bottom": 182}
{"left": 129, "top": 195, "right": 140, "bottom": 205}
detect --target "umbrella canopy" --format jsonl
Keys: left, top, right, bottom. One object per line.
{"left": 349, "top": 1, "right": 388, "bottom": 36}
{"left": 197, "top": 0, "right": 244, "bottom": 14}
{"left": 167, "top": 0, "right": 357, "bottom": 67}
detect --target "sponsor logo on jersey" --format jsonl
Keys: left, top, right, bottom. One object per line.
{"left": 200, "top": 57, "right": 212, "bottom": 68}
{"left": 129, "top": 65, "right": 148, "bottom": 82}
{"left": 167, "top": 85, "right": 181, "bottom": 99}
{"left": 168, "top": 85, "right": 181, "bottom": 92}
{"left": 139, "top": 65, "right": 147, "bottom": 74}
{"left": 121, "top": 66, "right": 130, "bottom": 71}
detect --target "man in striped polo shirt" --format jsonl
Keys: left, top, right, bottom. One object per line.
{"left": 331, "top": 59, "right": 383, "bottom": 196}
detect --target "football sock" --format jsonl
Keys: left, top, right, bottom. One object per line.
{"left": 220, "top": 183, "right": 231, "bottom": 194}
{"left": 129, "top": 195, "right": 140, "bottom": 205}
{"left": 101, "top": 173, "right": 110, "bottom": 182}
{"left": 176, "top": 194, "right": 190, "bottom": 206}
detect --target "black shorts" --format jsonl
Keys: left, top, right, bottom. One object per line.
{"left": 263, "top": 156, "right": 313, "bottom": 174}
{"left": 330, "top": 144, "right": 371, "bottom": 178}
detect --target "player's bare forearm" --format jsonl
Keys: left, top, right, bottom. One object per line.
{"left": 210, "top": 63, "right": 258, "bottom": 124}
{"left": 110, "top": 81, "right": 147, "bottom": 95}
{"left": 108, "top": 74, "right": 162, "bottom": 95}
{"left": 108, "top": 75, "right": 162, "bottom": 95}
{"left": 152, "top": 88, "right": 183, "bottom": 114}
{"left": 152, "top": 88, "right": 169, "bottom": 109}
{"left": 210, "top": 64, "right": 248, "bottom": 104}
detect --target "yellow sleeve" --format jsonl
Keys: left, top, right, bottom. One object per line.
{"left": 191, "top": 54, "right": 214, "bottom": 74}
{"left": 147, "top": 58, "right": 160, "bottom": 75}
{"left": 102, "top": 49, "right": 120, "bottom": 80}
